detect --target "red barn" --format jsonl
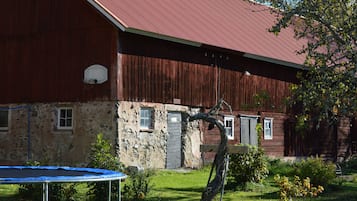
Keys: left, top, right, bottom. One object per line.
{"left": 0, "top": 0, "right": 352, "bottom": 168}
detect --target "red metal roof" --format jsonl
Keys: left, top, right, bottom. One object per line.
{"left": 88, "top": 0, "right": 307, "bottom": 67}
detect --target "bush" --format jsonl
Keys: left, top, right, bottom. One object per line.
{"left": 87, "top": 133, "right": 124, "bottom": 201}
{"left": 341, "top": 156, "right": 357, "bottom": 174}
{"left": 268, "top": 158, "right": 295, "bottom": 177}
{"left": 122, "top": 168, "right": 155, "bottom": 201}
{"left": 293, "top": 157, "right": 336, "bottom": 186}
{"left": 274, "top": 174, "right": 324, "bottom": 201}
{"left": 227, "top": 145, "right": 269, "bottom": 189}
{"left": 18, "top": 161, "right": 77, "bottom": 201}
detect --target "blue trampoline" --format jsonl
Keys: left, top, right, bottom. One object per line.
{"left": 0, "top": 166, "right": 127, "bottom": 201}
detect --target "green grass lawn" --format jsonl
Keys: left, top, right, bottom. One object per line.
{"left": 1, "top": 168, "right": 357, "bottom": 201}
{"left": 147, "top": 167, "right": 357, "bottom": 201}
{"left": 147, "top": 167, "right": 280, "bottom": 201}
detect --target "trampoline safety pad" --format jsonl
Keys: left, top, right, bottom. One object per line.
{"left": 0, "top": 166, "right": 127, "bottom": 201}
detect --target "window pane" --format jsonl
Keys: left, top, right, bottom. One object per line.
{"left": 66, "top": 119, "right": 72, "bottom": 127}
{"left": 264, "top": 119, "right": 273, "bottom": 139}
{"left": 58, "top": 108, "right": 73, "bottom": 129}
{"left": 0, "top": 111, "right": 8, "bottom": 128}
{"left": 60, "top": 119, "right": 66, "bottom": 127}
{"left": 60, "top": 110, "right": 66, "bottom": 118}
{"left": 225, "top": 128, "right": 232, "bottom": 137}
{"left": 66, "top": 109, "right": 72, "bottom": 118}
{"left": 140, "top": 108, "right": 153, "bottom": 129}
{"left": 224, "top": 117, "right": 234, "bottom": 140}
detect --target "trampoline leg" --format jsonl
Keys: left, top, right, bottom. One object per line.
{"left": 118, "top": 180, "right": 121, "bottom": 201}
{"left": 108, "top": 180, "right": 112, "bottom": 201}
{"left": 42, "top": 183, "right": 49, "bottom": 201}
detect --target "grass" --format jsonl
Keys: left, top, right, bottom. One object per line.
{"left": 0, "top": 184, "right": 19, "bottom": 201}
{"left": 1, "top": 167, "right": 357, "bottom": 201}
{"left": 146, "top": 166, "right": 357, "bottom": 201}
{"left": 147, "top": 167, "right": 280, "bottom": 201}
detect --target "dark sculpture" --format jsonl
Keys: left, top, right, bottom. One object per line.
{"left": 189, "top": 99, "right": 231, "bottom": 201}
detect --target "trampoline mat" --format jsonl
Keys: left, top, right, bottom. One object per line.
{"left": 0, "top": 168, "right": 101, "bottom": 178}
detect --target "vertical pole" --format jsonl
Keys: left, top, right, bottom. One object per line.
{"left": 42, "top": 183, "right": 48, "bottom": 201}
{"left": 108, "top": 180, "right": 112, "bottom": 201}
{"left": 118, "top": 180, "right": 121, "bottom": 201}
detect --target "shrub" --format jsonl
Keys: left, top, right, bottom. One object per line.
{"left": 293, "top": 157, "right": 336, "bottom": 186}
{"left": 268, "top": 158, "right": 295, "bottom": 177}
{"left": 18, "top": 161, "right": 77, "bottom": 201}
{"left": 122, "top": 168, "right": 155, "bottom": 201}
{"left": 87, "top": 133, "right": 124, "bottom": 201}
{"left": 341, "top": 156, "right": 357, "bottom": 174}
{"left": 227, "top": 145, "right": 269, "bottom": 189}
{"left": 274, "top": 174, "right": 324, "bottom": 201}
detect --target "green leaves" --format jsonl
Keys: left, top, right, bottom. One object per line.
{"left": 227, "top": 145, "right": 269, "bottom": 189}
{"left": 265, "top": 0, "right": 357, "bottom": 125}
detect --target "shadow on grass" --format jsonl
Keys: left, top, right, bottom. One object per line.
{"left": 162, "top": 186, "right": 204, "bottom": 193}
{"left": 148, "top": 186, "right": 204, "bottom": 201}
{"left": 0, "top": 195, "right": 20, "bottom": 201}
{"left": 317, "top": 184, "right": 357, "bottom": 201}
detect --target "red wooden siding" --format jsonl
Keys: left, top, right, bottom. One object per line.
{"left": 0, "top": 0, "right": 118, "bottom": 104}
{"left": 260, "top": 112, "right": 287, "bottom": 156}
{"left": 120, "top": 54, "right": 295, "bottom": 112}
{"left": 118, "top": 32, "right": 300, "bottom": 111}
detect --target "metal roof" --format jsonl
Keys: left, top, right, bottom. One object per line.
{"left": 87, "top": 0, "right": 307, "bottom": 68}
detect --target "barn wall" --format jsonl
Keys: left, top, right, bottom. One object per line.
{"left": 117, "top": 101, "right": 203, "bottom": 168}
{"left": 260, "top": 112, "right": 287, "bottom": 157}
{"left": 0, "top": 0, "right": 118, "bottom": 104}
{"left": 119, "top": 53, "right": 295, "bottom": 112}
{"left": 0, "top": 101, "right": 118, "bottom": 166}
{"left": 201, "top": 110, "right": 287, "bottom": 161}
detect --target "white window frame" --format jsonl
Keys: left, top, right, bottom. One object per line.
{"left": 140, "top": 107, "right": 154, "bottom": 130}
{"left": 0, "top": 110, "right": 9, "bottom": 131}
{"left": 224, "top": 116, "right": 235, "bottom": 140}
{"left": 57, "top": 107, "right": 73, "bottom": 130}
{"left": 264, "top": 118, "right": 273, "bottom": 140}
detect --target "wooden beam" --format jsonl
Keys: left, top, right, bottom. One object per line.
{"left": 200, "top": 144, "right": 249, "bottom": 154}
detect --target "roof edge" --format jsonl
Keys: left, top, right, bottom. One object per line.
{"left": 126, "top": 28, "right": 202, "bottom": 47}
{"left": 243, "top": 53, "right": 306, "bottom": 70}
{"left": 87, "top": 0, "right": 201, "bottom": 47}
{"left": 87, "top": 0, "right": 127, "bottom": 31}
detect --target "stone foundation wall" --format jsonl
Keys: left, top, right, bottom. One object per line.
{"left": 117, "top": 101, "right": 203, "bottom": 169}
{"left": 1, "top": 101, "right": 203, "bottom": 168}
{"left": 0, "top": 102, "right": 117, "bottom": 166}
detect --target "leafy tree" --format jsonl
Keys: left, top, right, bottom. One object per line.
{"left": 257, "top": 0, "right": 356, "bottom": 126}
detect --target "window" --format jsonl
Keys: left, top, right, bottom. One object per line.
{"left": 0, "top": 110, "right": 9, "bottom": 131}
{"left": 140, "top": 107, "right": 153, "bottom": 130}
{"left": 240, "top": 116, "right": 258, "bottom": 146}
{"left": 57, "top": 107, "right": 73, "bottom": 129}
{"left": 264, "top": 118, "right": 273, "bottom": 140}
{"left": 224, "top": 116, "right": 234, "bottom": 140}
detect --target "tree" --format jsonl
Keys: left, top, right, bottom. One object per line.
{"left": 189, "top": 99, "right": 231, "bottom": 201}
{"left": 259, "top": 0, "right": 357, "bottom": 126}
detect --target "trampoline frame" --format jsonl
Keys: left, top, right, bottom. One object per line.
{"left": 0, "top": 166, "right": 127, "bottom": 201}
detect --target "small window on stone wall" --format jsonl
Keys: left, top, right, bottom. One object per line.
{"left": 0, "top": 110, "right": 9, "bottom": 131}
{"left": 140, "top": 107, "right": 154, "bottom": 130}
{"left": 57, "top": 107, "right": 73, "bottom": 130}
